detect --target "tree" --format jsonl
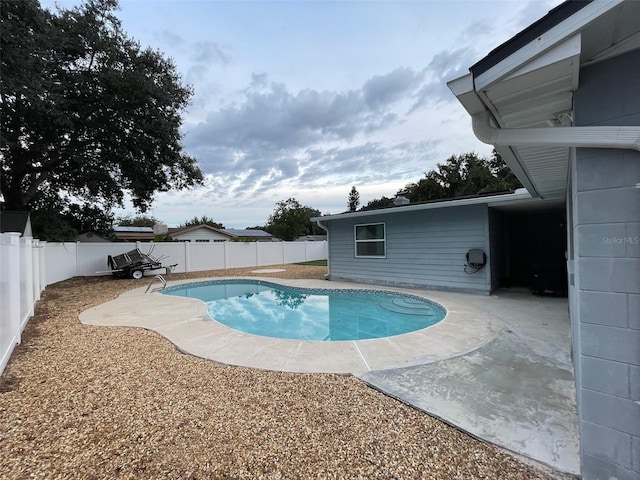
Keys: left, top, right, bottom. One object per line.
{"left": 347, "top": 186, "right": 360, "bottom": 212}
{"left": 0, "top": 0, "right": 203, "bottom": 236}
{"left": 179, "top": 216, "right": 224, "bottom": 229}
{"left": 30, "top": 203, "right": 114, "bottom": 241}
{"left": 401, "top": 170, "right": 445, "bottom": 203}
{"left": 488, "top": 149, "right": 522, "bottom": 192}
{"left": 116, "top": 214, "right": 160, "bottom": 227}
{"left": 403, "top": 152, "right": 521, "bottom": 203}
{"left": 265, "top": 198, "right": 321, "bottom": 241}
{"left": 360, "top": 196, "right": 395, "bottom": 211}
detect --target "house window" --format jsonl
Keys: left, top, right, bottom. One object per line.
{"left": 355, "top": 223, "right": 386, "bottom": 258}
{"left": 195, "top": 239, "right": 210, "bottom": 243}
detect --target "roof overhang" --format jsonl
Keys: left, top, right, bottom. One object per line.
{"left": 0, "top": 211, "right": 32, "bottom": 237}
{"left": 312, "top": 189, "right": 556, "bottom": 222}
{"left": 448, "top": 0, "right": 640, "bottom": 199}
{"left": 170, "top": 224, "right": 233, "bottom": 238}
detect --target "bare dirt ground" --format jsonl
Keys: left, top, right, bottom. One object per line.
{"left": 0, "top": 264, "right": 560, "bottom": 479}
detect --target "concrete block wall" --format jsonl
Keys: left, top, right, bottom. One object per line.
{"left": 572, "top": 50, "right": 640, "bottom": 480}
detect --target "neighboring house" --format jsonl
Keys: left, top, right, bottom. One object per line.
{"left": 223, "top": 228, "right": 275, "bottom": 242}
{"left": 113, "top": 226, "right": 155, "bottom": 242}
{"left": 169, "top": 225, "right": 275, "bottom": 242}
{"left": 77, "top": 232, "right": 110, "bottom": 243}
{"left": 0, "top": 211, "right": 33, "bottom": 237}
{"left": 316, "top": 2, "right": 639, "bottom": 479}
{"left": 295, "top": 234, "right": 327, "bottom": 242}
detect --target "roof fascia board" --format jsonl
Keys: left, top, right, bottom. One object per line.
{"left": 171, "top": 225, "right": 198, "bottom": 235}
{"left": 311, "top": 191, "right": 533, "bottom": 222}
{"left": 500, "top": 33, "right": 581, "bottom": 85}
{"left": 173, "top": 224, "right": 231, "bottom": 237}
{"left": 447, "top": 72, "right": 473, "bottom": 96}
{"left": 493, "top": 145, "right": 541, "bottom": 197}
{"left": 446, "top": 73, "right": 486, "bottom": 115}
{"left": 470, "top": 0, "right": 591, "bottom": 76}
{"left": 474, "top": 0, "right": 623, "bottom": 91}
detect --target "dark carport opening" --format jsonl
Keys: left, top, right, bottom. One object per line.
{"left": 489, "top": 202, "right": 568, "bottom": 296}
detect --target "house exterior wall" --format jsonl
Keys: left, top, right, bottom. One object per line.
{"left": 571, "top": 49, "right": 640, "bottom": 480}
{"left": 171, "top": 228, "right": 229, "bottom": 242}
{"left": 326, "top": 204, "right": 492, "bottom": 293}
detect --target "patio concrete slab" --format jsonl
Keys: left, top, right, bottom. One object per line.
{"left": 79, "top": 279, "right": 578, "bottom": 476}
{"left": 358, "top": 290, "right": 579, "bottom": 476}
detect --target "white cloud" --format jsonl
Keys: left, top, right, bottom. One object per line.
{"left": 191, "top": 40, "right": 232, "bottom": 65}
{"left": 63, "top": 0, "right": 563, "bottom": 227}
{"left": 362, "top": 67, "right": 426, "bottom": 108}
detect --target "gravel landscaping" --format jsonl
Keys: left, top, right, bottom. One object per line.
{"left": 0, "top": 264, "right": 561, "bottom": 479}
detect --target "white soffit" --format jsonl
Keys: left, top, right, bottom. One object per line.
{"left": 479, "top": 35, "right": 581, "bottom": 129}
{"left": 471, "top": 36, "right": 580, "bottom": 199}
{"left": 515, "top": 146, "right": 569, "bottom": 198}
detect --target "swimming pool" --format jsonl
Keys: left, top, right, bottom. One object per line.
{"left": 162, "top": 279, "right": 446, "bottom": 341}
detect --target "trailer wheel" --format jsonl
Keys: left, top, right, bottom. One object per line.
{"left": 130, "top": 269, "right": 144, "bottom": 280}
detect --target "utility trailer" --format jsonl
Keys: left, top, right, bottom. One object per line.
{"left": 106, "top": 248, "right": 176, "bottom": 279}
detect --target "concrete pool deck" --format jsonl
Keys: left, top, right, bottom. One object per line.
{"left": 79, "top": 278, "right": 579, "bottom": 476}
{"left": 79, "top": 278, "right": 504, "bottom": 373}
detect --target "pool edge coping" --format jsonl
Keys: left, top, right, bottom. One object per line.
{"left": 79, "top": 276, "right": 505, "bottom": 374}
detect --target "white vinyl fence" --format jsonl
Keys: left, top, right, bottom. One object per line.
{"left": 1, "top": 233, "right": 46, "bottom": 376}
{"left": 0, "top": 235, "right": 327, "bottom": 376}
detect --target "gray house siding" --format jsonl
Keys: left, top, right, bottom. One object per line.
{"left": 571, "top": 50, "right": 640, "bottom": 480}
{"left": 327, "top": 204, "right": 491, "bottom": 293}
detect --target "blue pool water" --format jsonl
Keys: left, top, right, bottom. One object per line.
{"left": 162, "top": 280, "right": 446, "bottom": 341}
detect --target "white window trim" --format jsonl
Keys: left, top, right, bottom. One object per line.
{"left": 354, "top": 222, "right": 386, "bottom": 258}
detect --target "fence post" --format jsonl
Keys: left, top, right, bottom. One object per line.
{"left": 184, "top": 241, "right": 191, "bottom": 273}
{"left": 39, "top": 241, "right": 47, "bottom": 290}
{"left": 20, "top": 237, "right": 34, "bottom": 328}
{"left": 75, "top": 241, "right": 80, "bottom": 278}
{"left": 32, "top": 239, "right": 41, "bottom": 302}
{"left": 7, "top": 232, "right": 22, "bottom": 344}
{"left": 255, "top": 241, "right": 259, "bottom": 267}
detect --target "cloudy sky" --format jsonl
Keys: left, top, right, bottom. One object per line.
{"left": 50, "top": 0, "right": 562, "bottom": 228}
